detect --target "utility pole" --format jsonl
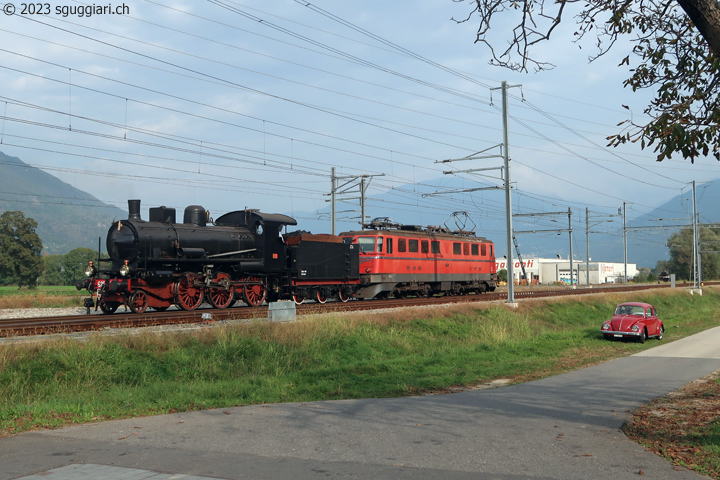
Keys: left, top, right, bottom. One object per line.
{"left": 514, "top": 210, "right": 572, "bottom": 284}
{"left": 330, "top": 167, "right": 336, "bottom": 235}
{"left": 326, "top": 170, "right": 384, "bottom": 232}
{"left": 501, "top": 81, "right": 515, "bottom": 303}
{"left": 692, "top": 180, "right": 701, "bottom": 289}
{"left": 622, "top": 202, "right": 627, "bottom": 284}
{"left": 568, "top": 207, "right": 573, "bottom": 286}
{"left": 432, "top": 81, "right": 519, "bottom": 304}
{"left": 585, "top": 208, "right": 616, "bottom": 286}
{"left": 585, "top": 208, "right": 589, "bottom": 286}
{"left": 360, "top": 177, "right": 367, "bottom": 228}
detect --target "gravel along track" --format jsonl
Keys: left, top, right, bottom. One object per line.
{"left": 0, "top": 307, "right": 88, "bottom": 319}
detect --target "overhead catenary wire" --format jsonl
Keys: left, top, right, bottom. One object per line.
{"left": 0, "top": 6, "right": 700, "bottom": 183}
{"left": 0, "top": 1, "right": 704, "bottom": 260}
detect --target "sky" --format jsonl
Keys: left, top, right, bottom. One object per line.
{"left": 0, "top": 0, "right": 718, "bottom": 257}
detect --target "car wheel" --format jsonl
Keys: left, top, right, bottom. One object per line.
{"left": 637, "top": 328, "right": 647, "bottom": 344}
{"left": 657, "top": 325, "right": 664, "bottom": 340}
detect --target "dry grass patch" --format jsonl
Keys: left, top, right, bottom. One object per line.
{"left": 0, "top": 294, "right": 81, "bottom": 309}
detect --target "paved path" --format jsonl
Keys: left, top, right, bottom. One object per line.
{"left": 2, "top": 326, "right": 720, "bottom": 480}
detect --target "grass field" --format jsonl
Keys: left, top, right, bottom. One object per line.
{"left": 0, "top": 286, "right": 84, "bottom": 309}
{"left": 0, "top": 286, "right": 718, "bottom": 476}
{"left": 0, "top": 286, "right": 82, "bottom": 295}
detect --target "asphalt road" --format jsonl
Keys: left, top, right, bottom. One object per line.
{"left": 2, "top": 325, "right": 719, "bottom": 480}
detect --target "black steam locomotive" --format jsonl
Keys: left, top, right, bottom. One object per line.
{"left": 79, "top": 200, "right": 360, "bottom": 313}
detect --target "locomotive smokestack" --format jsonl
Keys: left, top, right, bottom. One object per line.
{"left": 128, "top": 199, "right": 142, "bottom": 221}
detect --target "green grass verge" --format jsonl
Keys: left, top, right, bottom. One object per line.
{"left": 0, "top": 286, "right": 83, "bottom": 296}
{"left": 673, "top": 411, "right": 720, "bottom": 478}
{"left": 0, "top": 287, "right": 718, "bottom": 436}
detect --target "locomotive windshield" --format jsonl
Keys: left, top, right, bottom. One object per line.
{"left": 358, "top": 237, "right": 383, "bottom": 253}
{"left": 357, "top": 236, "right": 375, "bottom": 253}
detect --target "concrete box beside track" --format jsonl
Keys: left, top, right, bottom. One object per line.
{"left": 268, "top": 301, "right": 296, "bottom": 322}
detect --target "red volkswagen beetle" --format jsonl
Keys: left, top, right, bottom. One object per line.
{"left": 601, "top": 302, "right": 664, "bottom": 343}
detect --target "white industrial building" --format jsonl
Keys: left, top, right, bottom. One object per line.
{"left": 495, "top": 258, "right": 638, "bottom": 285}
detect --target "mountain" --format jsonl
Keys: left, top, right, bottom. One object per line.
{"left": 0, "top": 151, "right": 126, "bottom": 255}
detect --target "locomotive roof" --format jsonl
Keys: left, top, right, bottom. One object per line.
{"left": 340, "top": 229, "right": 490, "bottom": 243}
{"left": 215, "top": 209, "right": 297, "bottom": 227}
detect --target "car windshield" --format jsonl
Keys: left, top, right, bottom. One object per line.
{"left": 615, "top": 305, "right": 645, "bottom": 316}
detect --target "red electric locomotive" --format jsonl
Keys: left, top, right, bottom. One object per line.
{"left": 341, "top": 218, "right": 497, "bottom": 299}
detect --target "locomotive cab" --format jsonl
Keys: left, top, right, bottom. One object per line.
{"left": 215, "top": 209, "right": 297, "bottom": 273}
{"left": 342, "top": 234, "right": 392, "bottom": 278}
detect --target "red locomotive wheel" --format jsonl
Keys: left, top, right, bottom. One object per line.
{"left": 338, "top": 290, "right": 350, "bottom": 303}
{"left": 315, "top": 290, "right": 328, "bottom": 304}
{"left": 208, "top": 273, "right": 234, "bottom": 309}
{"left": 292, "top": 294, "right": 304, "bottom": 305}
{"left": 175, "top": 276, "right": 204, "bottom": 311}
{"left": 129, "top": 290, "right": 149, "bottom": 314}
{"left": 243, "top": 276, "right": 266, "bottom": 307}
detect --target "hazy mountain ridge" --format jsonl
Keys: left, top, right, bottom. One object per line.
{"left": 611, "top": 181, "right": 720, "bottom": 268}
{"left": 0, "top": 151, "right": 126, "bottom": 255}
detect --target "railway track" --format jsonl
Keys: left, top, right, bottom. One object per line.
{"left": 0, "top": 282, "right": 690, "bottom": 338}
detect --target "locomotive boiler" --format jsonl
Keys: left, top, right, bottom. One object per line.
{"left": 107, "top": 199, "right": 292, "bottom": 277}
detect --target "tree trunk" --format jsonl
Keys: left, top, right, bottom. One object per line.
{"left": 676, "top": 0, "right": 720, "bottom": 55}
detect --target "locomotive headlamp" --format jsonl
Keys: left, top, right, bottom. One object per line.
{"left": 120, "top": 260, "right": 131, "bottom": 277}
{"left": 85, "top": 261, "right": 96, "bottom": 277}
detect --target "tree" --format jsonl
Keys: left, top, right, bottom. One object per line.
{"left": 41, "top": 255, "right": 65, "bottom": 286}
{"left": 633, "top": 267, "right": 652, "bottom": 282}
{"left": 666, "top": 228, "right": 694, "bottom": 279}
{"left": 41, "top": 248, "right": 97, "bottom": 286}
{"left": 633, "top": 267, "right": 659, "bottom": 282}
{"left": 497, "top": 268, "right": 508, "bottom": 282}
{"left": 665, "top": 224, "right": 720, "bottom": 280}
{"left": 452, "top": 0, "right": 720, "bottom": 162}
{"left": 0, "top": 211, "right": 44, "bottom": 288}
{"left": 654, "top": 260, "right": 670, "bottom": 274}
{"left": 60, "top": 248, "right": 97, "bottom": 285}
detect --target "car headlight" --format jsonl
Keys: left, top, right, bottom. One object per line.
{"left": 120, "top": 261, "right": 131, "bottom": 277}
{"left": 85, "top": 262, "right": 96, "bottom": 277}
{"left": 632, "top": 325, "right": 639, "bottom": 332}
{"left": 602, "top": 323, "right": 610, "bottom": 330}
